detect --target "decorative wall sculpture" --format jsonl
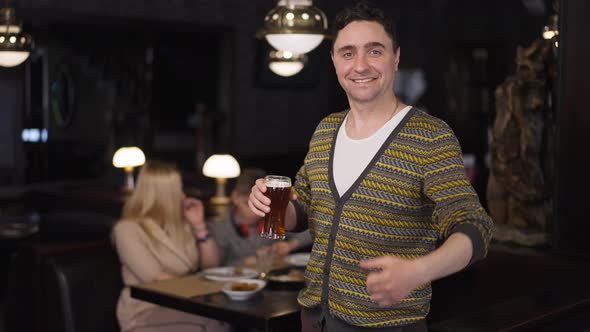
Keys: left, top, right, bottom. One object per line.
{"left": 487, "top": 38, "right": 556, "bottom": 246}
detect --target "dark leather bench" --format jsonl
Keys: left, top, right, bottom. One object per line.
{"left": 4, "top": 241, "right": 122, "bottom": 332}
{"left": 44, "top": 245, "right": 122, "bottom": 332}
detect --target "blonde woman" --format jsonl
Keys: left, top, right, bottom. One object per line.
{"left": 112, "top": 161, "right": 229, "bottom": 332}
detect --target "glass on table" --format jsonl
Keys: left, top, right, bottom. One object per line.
{"left": 256, "top": 246, "right": 275, "bottom": 279}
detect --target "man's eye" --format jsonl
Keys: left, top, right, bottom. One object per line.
{"left": 369, "top": 49, "right": 382, "bottom": 56}
{"left": 342, "top": 52, "right": 353, "bottom": 59}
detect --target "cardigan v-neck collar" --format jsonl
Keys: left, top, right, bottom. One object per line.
{"left": 328, "top": 107, "right": 417, "bottom": 203}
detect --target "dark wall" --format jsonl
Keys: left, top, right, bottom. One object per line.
{"left": 553, "top": 0, "right": 590, "bottom": 257}
{"left": 2, "top": 0, "right": 548, "bottom": 183}
{"left": 0, "top": 66, "right": 25, "bottom": 184}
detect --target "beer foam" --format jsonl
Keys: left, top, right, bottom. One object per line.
{"left": 266, "top": 179, "right": 291, "bottom": 188}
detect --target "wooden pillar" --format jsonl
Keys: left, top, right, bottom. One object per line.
{"left": 553, "top": 0, "right": 590, "bottom": 257}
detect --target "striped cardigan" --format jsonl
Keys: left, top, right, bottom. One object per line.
{"left": 292, "top": 108, "right": 493, "bottom": 328}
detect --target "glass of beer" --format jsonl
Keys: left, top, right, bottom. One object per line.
{"left": 260, "top": 175, "right": 291, "bottom": 240}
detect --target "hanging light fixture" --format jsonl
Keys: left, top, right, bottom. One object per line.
{"left": 0, "top": 6, "right": 33, "bottom": 67}
{"left": 257, "top": 0, "right": 328, "bottom": 54}
{"left": 268, "top": 50, "right": 307, "bottom": 77}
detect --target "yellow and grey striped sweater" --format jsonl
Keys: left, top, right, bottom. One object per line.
{"left": 292, "top": 108, "right": 493, "bottom": 329}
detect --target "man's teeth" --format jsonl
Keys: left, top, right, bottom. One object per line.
{"left": 354, "top": 78, "right": 373, "bottom": 83}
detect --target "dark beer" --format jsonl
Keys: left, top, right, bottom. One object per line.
{"left": 260, "top": 176, "right": 291, "bottom": 240}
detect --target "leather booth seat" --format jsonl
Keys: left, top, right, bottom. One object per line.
{"left": 4, "top": 240, "right": 122, "bottom": 332}
{"left": 39, "top": 210, "right": 117, "bottom": 241}
{"left": 44, "top": 245, "right": 122, "bottom": 332}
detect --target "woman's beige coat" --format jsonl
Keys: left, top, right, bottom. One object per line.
{"left": 113, "top": 219, "right": 227, "bottom": 332}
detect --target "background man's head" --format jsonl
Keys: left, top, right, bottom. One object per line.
{"left": 232, "top": 168, "right": 266, "bottom": 196}
{"left": 231, "top": 168, "right": 267, "bottom": 223}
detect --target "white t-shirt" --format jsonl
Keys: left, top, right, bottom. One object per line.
{"left": 333, "top": 106, "right": 412, "bottom": 197}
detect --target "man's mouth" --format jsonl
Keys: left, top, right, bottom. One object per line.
{"left": 352, "top": 78, "right": 375, "bottom": 83}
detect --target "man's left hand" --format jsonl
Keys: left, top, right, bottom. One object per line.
{"left": 360, "top": 255, "right": 427, "bottom": 307}
{"left": 272, "top": 239, "right": 299, "bottom": 256}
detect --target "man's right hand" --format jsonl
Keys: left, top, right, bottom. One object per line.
{"left": 248, "top": 178, "right": 271, "bottom": 217}
{"left": 248, "top": 178, "right": 298, "bottom": 225}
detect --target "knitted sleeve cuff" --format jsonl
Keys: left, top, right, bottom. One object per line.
{"left": 451, "top": 223, "right": 487, "bottom": 266}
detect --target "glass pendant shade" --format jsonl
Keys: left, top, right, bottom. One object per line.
{"left": 0, "top": 7, "right": 33, "bottom": 67}
{"left": 257, "top": 0, "right": 328, "bottom": 54}
{"left": 266, "top": 34, "right": 324, "bottom": 55}
{"left": 268, "top": 50, "right": 306, "bottom": 77}
{"left": 0, "top": 50, "right": 30, "bottom": 67}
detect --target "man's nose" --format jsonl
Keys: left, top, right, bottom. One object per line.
{"left": 353, "top": 54, "right": 370, "bottom": 72}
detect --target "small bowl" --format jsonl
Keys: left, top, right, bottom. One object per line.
{"left": 222, "top": 278, "right": 266, "bottom": 301}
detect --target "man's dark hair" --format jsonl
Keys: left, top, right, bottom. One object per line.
{"left": 331, "top": 1, "right": 398, "bottom": 50}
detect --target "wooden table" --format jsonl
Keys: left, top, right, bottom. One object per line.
{"left": 132, "top": 250, "right": 590, "bottom": 331}
{"left": 131, "top": 275, "right": 302, "bottom": 332}
{"left": 428, "top": 249, "right": 590, "bottom": 331}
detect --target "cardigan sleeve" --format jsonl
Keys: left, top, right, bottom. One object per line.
{"left": 422, "top": 121, "right": 494, "bottom": 266}
{"left": 113, "top": 221, "right": 164, "bottom": 284}
{"left": 292, "top": 163, "right": 311, "bottom": 232}
{"left": 287, "top": 229, "right": 313, "bottom": 249}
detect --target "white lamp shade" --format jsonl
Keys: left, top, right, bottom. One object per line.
{"left": 269, "top": 61, "right": 304, "bottom": 77}
{"left": 0, "top": 51, "right": 30, "bottom": 67}
{"left": 202, "top": 154, "right": 241, "bottom": 179}
{"left": 112, "top": 146, "right": 146, "bottom": 168}
{"left": 266, "top": 33, "right": 324, "bottom": 54}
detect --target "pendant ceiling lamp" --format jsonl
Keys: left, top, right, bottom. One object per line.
{"left": 268, "top": 50, "right": 307, "bottom": 77}
{"left": 0, "top": 6, "right": 33, "bottom": 67}
{"left": 257, "top": 0, "right": 328, "bottom": 54}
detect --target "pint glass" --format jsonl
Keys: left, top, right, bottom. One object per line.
{"left": 260, "top": 175, "right": 291, "bottom": 240}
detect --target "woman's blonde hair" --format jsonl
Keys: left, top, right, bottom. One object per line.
{"left": 121, "top": 161, "right": 192, "bottom": 247}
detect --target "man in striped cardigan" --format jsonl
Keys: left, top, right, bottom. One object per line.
{"left": 249, "top": 2, "right": 493, "bottom": 331}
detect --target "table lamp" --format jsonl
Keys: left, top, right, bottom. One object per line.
{"left": 202, "top": 154, "right": 241, "bottom": 206}
{"left": 112, "top": 146, "right": 146, "bottom": 192}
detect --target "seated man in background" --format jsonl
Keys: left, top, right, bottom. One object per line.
{"left": 209, "top": 168, "right": 311, "bottom": 267}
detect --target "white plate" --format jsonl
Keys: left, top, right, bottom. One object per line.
{"left": 284, "top": 253, "right": 310, "bottom": 267}
{"left": 222, "top": 278, "right": 266, "bottom": 301}
{"left": 268, "top": 268, "right": 305, "bottom": 283}
{"left": 201, "top": 267, "right": 258, "bottom": 282}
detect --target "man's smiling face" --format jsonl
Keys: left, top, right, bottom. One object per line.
{"left": 332, "top": 20, "right": 399, "bottom": 106}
